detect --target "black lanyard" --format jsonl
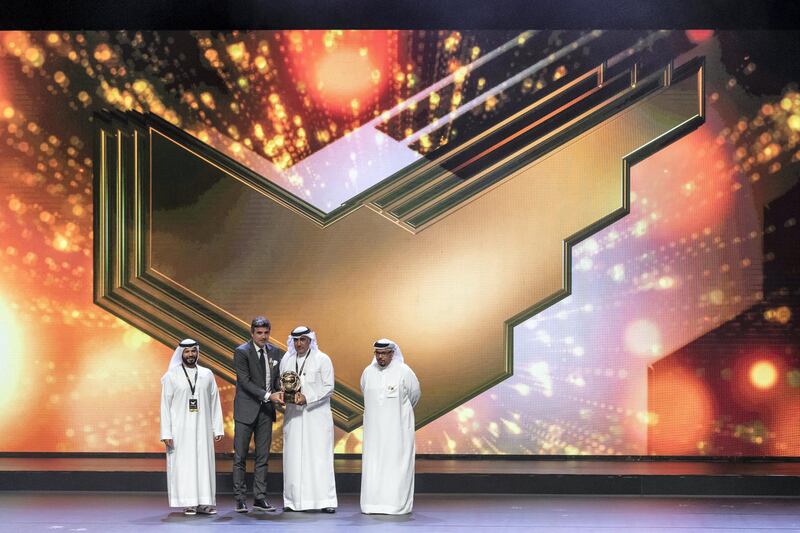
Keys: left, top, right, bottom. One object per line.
{"left": 295, "top": 351, "right": 311, "bottom": 376}
{"left": 181, "top": 364, "right": 198, "bottom": 396}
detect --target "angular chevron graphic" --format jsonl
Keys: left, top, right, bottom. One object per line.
{"left": 94, "top": 56, "right": 704, "bottom": 431}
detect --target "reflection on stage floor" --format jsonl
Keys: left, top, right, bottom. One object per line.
{"left": 1, "top": 492, "right": 800, "bottom": 532}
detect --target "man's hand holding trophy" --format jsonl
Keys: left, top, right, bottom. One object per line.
{"left": 280, "top": 370, "right": 307, "bottom": 406}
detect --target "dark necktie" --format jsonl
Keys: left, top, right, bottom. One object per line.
{"left": 258, "top": 347, "right": 265, "bottom": 374}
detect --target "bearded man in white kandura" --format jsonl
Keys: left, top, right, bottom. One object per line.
{"left": 160, "top": 339, "right": 224, "bottom": 516}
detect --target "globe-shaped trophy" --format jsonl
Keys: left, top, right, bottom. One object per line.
{"left": 280, "top": 370, "right": 301, "bottom": 404}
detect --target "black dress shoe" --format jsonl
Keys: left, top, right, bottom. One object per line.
{"left": 252, "top": 499, "right": 275, "bottom": 512}
{"left": 321, "top": 507, "right": 336, "bottom": 514}
{"left": 283, "top": 506, "right": 296, "bottom": 512}
{"left": 235, "top": 500, "right": 249, "bottom": 513}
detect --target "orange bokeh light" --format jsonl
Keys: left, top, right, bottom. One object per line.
{"left": 648, "top": 365, "right": 714, "bottom": 455}
{"left": 315, "top": 47, "right": 376, "bottom": 107}
{"left": 685, "top": 30, "right": 714, "bottom": 44}
{"left": 287, "top": 30, "right": 394, "bottom": 117}
{"left": 750, "top": 360, "right": 778, "bottom": 390}
{"left": 769, "top": 406, "right": 800, "bottom": 455}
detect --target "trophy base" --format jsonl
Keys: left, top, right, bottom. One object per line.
{"left": 284, "top": 392, "right": 297, "bottom": 404}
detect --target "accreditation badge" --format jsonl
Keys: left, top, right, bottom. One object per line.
{"left": 188, "top": 398, "right": 198, "bottom": 412}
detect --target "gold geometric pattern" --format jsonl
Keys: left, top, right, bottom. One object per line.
{"left": 94, "top": 57, "right": 704, "bottom": 431}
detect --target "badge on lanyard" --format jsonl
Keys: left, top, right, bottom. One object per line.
{"left": 182, "top": 364, "right": 199, "bottom": 413}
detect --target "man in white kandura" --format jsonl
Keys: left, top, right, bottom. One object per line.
{"left": 360, "top": 339, "right": 421, "bottom": 515}
{"left": 280, "top": 326, "right": 338, "bottom": 513}
{"left": 160, "top": 339, "right": 224, "bottom": 516}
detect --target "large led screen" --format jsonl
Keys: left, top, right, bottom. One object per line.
{"left": 0, "top": 30, "right": 798, "bottom": 455}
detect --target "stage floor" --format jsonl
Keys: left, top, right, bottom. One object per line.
{"left": 1, "top": 492, "right": 799, "bottom": 532}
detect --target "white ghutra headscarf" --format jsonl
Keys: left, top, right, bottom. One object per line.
{"left": 372, "top": 338, "right": 404, "bottom": 367}
{"left": 161, "top": 338, "right": 199, "bottom": 382}
{"left": 285, "top": 326, "right": 319, "bottom": 358}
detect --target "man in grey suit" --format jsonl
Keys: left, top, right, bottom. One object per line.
{"left": 232, "top": 316, "right": 285, "bottom": 513}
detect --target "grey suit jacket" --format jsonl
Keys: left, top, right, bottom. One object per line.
{"left": 233, "top": 340, "right": 285, "bottom": 424}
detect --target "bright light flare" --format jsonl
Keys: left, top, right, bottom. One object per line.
{"left": 316, "top": 48, "right": 375, "bottom": 104}
{"left": 288, "top": 30, "right": 393, "bottom": 117}
{"left": 750, "top": 360, "right": 778, "bottom": 390}
{"left": 624, "top": 319, "right": 663, "bottom": 360}
{"left": 0, "top": 296, "right": 23, "bottom": 419}
{"left": 685, "top": 30, "right": 714, "bottom": 44}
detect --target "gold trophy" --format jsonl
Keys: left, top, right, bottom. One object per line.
{"left": 280, "top": 370, "right": 301, "bottom": 404}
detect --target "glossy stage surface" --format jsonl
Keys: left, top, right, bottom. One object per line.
{"left": 1, "top": 492, "right": 800, "bottom": 532}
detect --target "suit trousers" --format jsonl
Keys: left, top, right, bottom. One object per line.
{"left": 232, "top": 403, "right": 274, "bottom": 501}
